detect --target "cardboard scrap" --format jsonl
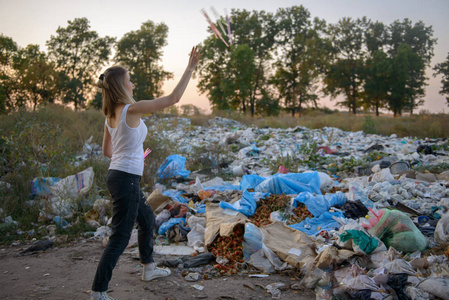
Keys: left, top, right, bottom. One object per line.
{"left": 259, "top": 221, "right": 316, "bottom": 269}
{"left": 204, "top": 203, "right": 248, "bottom": 246}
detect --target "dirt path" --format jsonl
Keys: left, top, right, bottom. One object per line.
{"left": 0, "top": 240, "right": 315, "bottom": 300}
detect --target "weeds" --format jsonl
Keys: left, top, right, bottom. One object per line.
{"left": 363, "top": 116, "right": 377, "bottom": 134}
{"left": 414, "top": 163, "right": 449, "bottom": 174}
{"left": 267, "top": 153, "right": 303, "bottom": 174}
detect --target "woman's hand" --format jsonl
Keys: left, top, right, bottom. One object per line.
{"left": 128, "top": 45, "right": 202, "bottom": 116}
{"left": 187, "top": 46, "right": 202, "bottom": 71}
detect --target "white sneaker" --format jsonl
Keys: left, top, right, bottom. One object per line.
{"left": 90, "top": 291, "right": 116, "bottom": 300}
{"left": 141, "top": 263, "right": 171, "bottom": 281}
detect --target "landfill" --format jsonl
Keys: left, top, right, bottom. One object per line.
{"left": 7, "top": 116, "right": 449, "bottom": 299}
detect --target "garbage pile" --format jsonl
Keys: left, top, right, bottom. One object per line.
{"left": 5, "top": 116, "right": 449, "bottom": 299}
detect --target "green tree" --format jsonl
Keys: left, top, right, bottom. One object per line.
{"left": 196, "top": 9, "right": 277, "bottom": 116}
{"left": 271, "top": 6, "right": 328, "bottom": 116}
{"left": 365, "top": 21, "right": 389, "bottom": 54}
{"left": 363, "top": 50, "right": 390, "bottom": 116}
{"left": 180, "top": 104, "right": 201, "bottom": 116}
{"left": 222, "top": 44, "right": 256, "bottom": 112}
{"left": 196, "top": 33, "right": 230, "bottom": 111}
{"left": 433, "top": 53, "right": 449, "bottom": 106}
{"left": 387, "top": 44, "right": 423, "bottom": 117}
{"left": 46, "top": 18, "right": 115, "bottom": 110}
{"left": 88, "top": 91, "right": 103, "bottom": 110}
{"left": 324, "top": 18, "right": 368, "bottom": 115}
{"left": 388, "top": 19, "right": 436, "bottom": 114}
{"left": 13, "top": 44, "right": 59, "bottom": 110}
{"left": 0, "top": 35, "right": 18, "bottom": 114}
{"left": 232, "top": 10, "right": 277, "bottom": 116}
{"left": 114, "top": 20, "right": 172, "bottom": 101}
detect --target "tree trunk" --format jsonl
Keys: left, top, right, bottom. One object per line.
{"left": 250, "top": 93, "right": 255, "bottom": 117}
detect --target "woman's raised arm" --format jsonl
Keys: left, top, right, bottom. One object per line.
{"left": 128, "top": 46, "right": 201, "bottom": 117}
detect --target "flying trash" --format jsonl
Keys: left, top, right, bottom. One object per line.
{"left": 201, "top": 7, "right": 232, "bottom": 47}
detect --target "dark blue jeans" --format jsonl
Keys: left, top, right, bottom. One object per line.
{"left": 92, "top": 169, "right": 155, "bottom": 292}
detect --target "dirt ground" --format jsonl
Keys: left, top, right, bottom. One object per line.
{"left": 0, "top": 239, "right": 316, "bottom": 300}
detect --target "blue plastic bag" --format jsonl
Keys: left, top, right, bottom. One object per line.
{"left": 293, "top": 192, "right": 346, "bottom": 217}
{"left": 289, "top": 211, "right": 344, "bottom": 236}
{"left": 158, "top": 217, "right": 186, "bottom": 235}
{"left": 162, "top": 190, "right": 189, "bottom": 204}
{"left": 31, "top": 177, "right": 61, "bottom": 197}
{"left": 243, "top": 223, "right": 263, "bottom": 260}
{"left": 196, "top": 204, "right": 206, "bottom": 214}
{"left": 156, "top": 155, "right": 190, "bottom": 179}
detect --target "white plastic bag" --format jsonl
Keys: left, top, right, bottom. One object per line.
{"left": 49, "top": 167, "right": 94, "bottom": 198}
{"left": 417, "top": 277, "right": 449, "bottom": 300}
{"left": 187, "top": 215, "right": 206, "bottom": 252}
{"left": 434, "top": 213, "right": 449, "bottom": 245}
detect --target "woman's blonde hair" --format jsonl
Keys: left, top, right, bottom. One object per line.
{"left": 97, "top": 66, "right": 135, "bottom": 118}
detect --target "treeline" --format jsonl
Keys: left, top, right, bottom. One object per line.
{"left": 0, "top": 18, "right": 171, "bottom": 113}
{"left": 1, "top": 6, "right": 449, "bottom": 116}
{"left": 198, "top": 6, "right": 449, "bottom": 116}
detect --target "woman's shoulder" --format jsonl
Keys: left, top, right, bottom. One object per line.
{"left": 124, "top": 103, "right": 142, "bottom": 128}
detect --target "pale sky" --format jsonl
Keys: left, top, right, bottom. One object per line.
{"left": 1, "top": 0, "right": 448, "bottom": 113}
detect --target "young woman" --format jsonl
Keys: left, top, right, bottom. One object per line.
{"left": 91, "top": 46, "right": 201, "bottom": 300}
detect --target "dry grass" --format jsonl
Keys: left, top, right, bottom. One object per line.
{"left": 191, "top": 110, "right": 449, "bottom": 139}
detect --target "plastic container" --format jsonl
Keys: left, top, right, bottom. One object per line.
{"left": 232, "top": 165, "right": 246, "bottom": 176}
{"left": 389, "top": 161, "right": 410, "bottom": 174}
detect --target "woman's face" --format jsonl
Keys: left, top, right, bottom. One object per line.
{"left": 124, "top": 72, "right": 134, "bottom": 96}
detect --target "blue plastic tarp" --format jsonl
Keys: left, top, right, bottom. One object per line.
{"left": 293, "top": 192, "right": 346, "bottom": 217}
{"left": 239, "top": 174, "right": 266, "bottom": 191}
{"left": 255, "top": 172, "right": 321, "bottom": 195}
{"left": 289, "top": 211, "right": 345, "bottom": 236}
{"left": 219, "top": 190, "right": 270, "bottom": 217}
{"left": 203, "top": 184, "right": 240, "bottom": 192}
{"left": 156, "top": 155, "right": 190, "bottom": 179}
{"left": 239, "top": 172, "right": 321, "bottom": 195}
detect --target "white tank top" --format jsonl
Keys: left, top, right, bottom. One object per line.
{"left": 105, "top": 104, "right": 148, "bottom": 176}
